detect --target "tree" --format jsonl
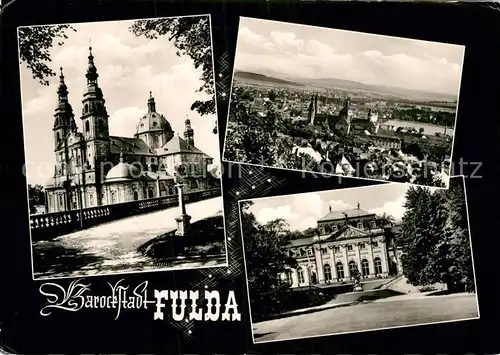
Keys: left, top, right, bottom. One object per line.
{"left": 399, "top": 183, "right": 474, "bottom": 292}
{"left": 376, "top": 213, "right": 396, "bottom": 228}
{"left": 399, "top": 186, "right": 448, "bottom": 286}
{"left": 240, "top": 201, "right": 297, "bottom": 318}
{"left": 130, "top": 16, "right": 215, "bottom": 117}
{"left": 18, "top": 25, "right": 76, "bottom": 86}
{"left": 28, "top": 184, "right": 46, "bottom": 214}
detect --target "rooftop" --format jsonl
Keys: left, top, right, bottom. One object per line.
{"left": 318, "top": 207, "right": 375, "bottom": 222}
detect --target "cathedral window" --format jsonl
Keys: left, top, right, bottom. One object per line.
{"left": 89, "top": 194, "right": 94, "bottom": 207}
{"left": 347, "top": 245, "right": 353, "bottom": 251}
{"left": 56, "top": 132, "right": 61, "bottom": 142}
{"left": 111, "top": 191, "right": 117, "bottom": 204}
{"left": 84, "top": 103, "right": 89, "bottom": 113}
{"left": 85, "top": 121, "right": 90, "bottom": 133}
{"left": 133, "top": 191, "right": 139, "bottom": 201}
{"left": 359, "top": 243, "right": 366, "bottom": 250}
{"left": 148, "top": 188, "right": 154, "bottom": 199}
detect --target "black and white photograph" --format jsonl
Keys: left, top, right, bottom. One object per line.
{"left": 223, "top": 18, "right": 466, "bottom": 188}
{"left": 19, "top": 15, "right": 227, "bottom": 280}
{"left": 240, "top": 176, "right": 478, "bottom": 344}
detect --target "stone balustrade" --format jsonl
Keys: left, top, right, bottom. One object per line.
{"left": 30, "top": 188, "right": 221, "bottom": 241}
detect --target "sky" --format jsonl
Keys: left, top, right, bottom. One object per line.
{"left": 245, "top": 183, "right": 441, "bottom": 231}
{"left": 19, "top": 16, "right": 219, "bottom": 185}
{"left": 235, "top": 17, "right": 465, "bottom": 96}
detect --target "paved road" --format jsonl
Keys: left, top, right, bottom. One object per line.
{"left": 33, "top": 197, "right": 225, "bottom": 279}
{"left": 253, "top": 293, "right": 479, "bottom": 343}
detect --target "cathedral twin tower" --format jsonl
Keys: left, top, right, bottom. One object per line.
{"left": 47, "top": 46, "right": 207, "bottom": 213}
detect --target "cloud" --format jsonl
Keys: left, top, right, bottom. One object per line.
{"left": 329, "top": 200, "right": 354, "bottom": 211}
{"left": 270, "top": 31, "right": 303, "bottom": 49}
{"left": 109, "top": 106, "right": 144, "bottom": 137}
{"left": 235, "top": 20, "right": 464, "bottom": 95}
{"left": 239, "top": 26, "right": 266, "bottom": 46}
{"left": 255, "top": 205, "right": 300, "bottom": 225}
{"left": 369, "top": 196, "right": 406, "bottom": 221}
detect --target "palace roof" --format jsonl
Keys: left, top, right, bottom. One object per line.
{"left": 288, "top": 224, "right": 385, "bottom": 248}
{"left": 318, "top": 207, "right": 375, "bottom": 222}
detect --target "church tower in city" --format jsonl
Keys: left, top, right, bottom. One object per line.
{"left": 52, "top": 67, "right": 77, "bottom": 209}
{"left": 184, "top": 116, "right": 195, "bottom": 146}
{"left": 80, "top": 45, "right": 111, "bottom": 202}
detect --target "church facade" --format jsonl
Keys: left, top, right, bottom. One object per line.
{"left": 45, "top": 47, "right": 217, "bottom": 213}
{"left": 281, "top": 206, "right": 403, "bottom": 288}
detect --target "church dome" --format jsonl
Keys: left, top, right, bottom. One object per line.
{"left": 136, "top": 92, "right": 173, "bottom": 135}
{"left": 106, "top": 162, "right": 141, "bottom": 181}
{"left": 105, "top": 152, "right": 142, "bottom": 181}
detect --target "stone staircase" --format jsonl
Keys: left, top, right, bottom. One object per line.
{"left": 382, "top": 275, "right": 421, "bottom": 294}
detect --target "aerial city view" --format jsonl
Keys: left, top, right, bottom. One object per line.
{"left": 223, "top": 18, "right": 465, "bottom": 187}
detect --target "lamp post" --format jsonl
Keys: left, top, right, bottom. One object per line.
{"left": 174, "top": 165, "right": 191, "bottom": 237}
{"left": 71, "top": 180, "right": 84, "bottom": 229}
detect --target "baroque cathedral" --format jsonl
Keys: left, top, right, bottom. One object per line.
{"left": 45, "top": 46, "right": 216, "bottom": 213}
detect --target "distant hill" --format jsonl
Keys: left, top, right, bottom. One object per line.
{"left": 234, "top": 71, "right": 304, "bottom": 87}
{"left": 296, "top": 77, "right": 456, "bottom": 102}
{"left": 234, "top": 70, "right": 456, "bottom": 102}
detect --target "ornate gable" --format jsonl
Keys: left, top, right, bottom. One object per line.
{"left": 329, "top": 225, "right": 370, "bottom": 242}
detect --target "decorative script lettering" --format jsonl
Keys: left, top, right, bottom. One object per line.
{"left": 39, "top": 279, "right": 241, "bottom": 322}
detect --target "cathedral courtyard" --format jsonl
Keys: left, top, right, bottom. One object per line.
{"left": 32, "top": 196, "right": 226, "bottom": 279}
{"left": 253, "top": 292, "right": 478, "bottom": 343}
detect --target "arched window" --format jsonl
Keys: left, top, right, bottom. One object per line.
{"left": 336, "top": 262, "right": 344, "bottom": 279}
{"left": 85, "top": 121, "right": 90, "bottom": 133}
{"left": 297, "top": 267, "right": 305, "bottom": 284}
{"left": 153, "top": 135, "right": 159, "bottom": 147}
{"left": 349, "top": 260, "right": 358, "bottom": 277}
{"left": 58, "top": 194, "right": 63, "bottom": 209}
{"left": 148, "top": 187, "right": 154, "bottom": 198}
{"left": 111, "top": 191, "right": 117, "bottom": 204}
{"left": 374, "top": 257, "right": 383, "bottom": 275}
{"left": 324, "top": 264, "right": 332, "bottom": 281}
{"left": 285, "top": 270, "right": 293, "bottom": 285}
{"left": 56, "top": 132, "right": 61, "bottom": 142}
{"left": 133, "top": 190, "right": 139, "bottom": 201}
{"left": 361, "top": 259, "right": 370, "bottom": 276}
{"left": 89, "top": 193, "right": 94, "bottom": 207}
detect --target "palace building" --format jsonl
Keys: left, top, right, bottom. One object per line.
{"left": 44, "top": 46, "right": 217, "bottom": 213}
{"left": 281, "top": 205, "right": 403, "bottom": 288}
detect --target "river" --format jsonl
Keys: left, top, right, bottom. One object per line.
{"left": 382, "top": 119, "right": 454, "bottom": 136}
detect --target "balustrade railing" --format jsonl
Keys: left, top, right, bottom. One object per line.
{"left": 30, "top": 188, "right": 222, "bottom": 241}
